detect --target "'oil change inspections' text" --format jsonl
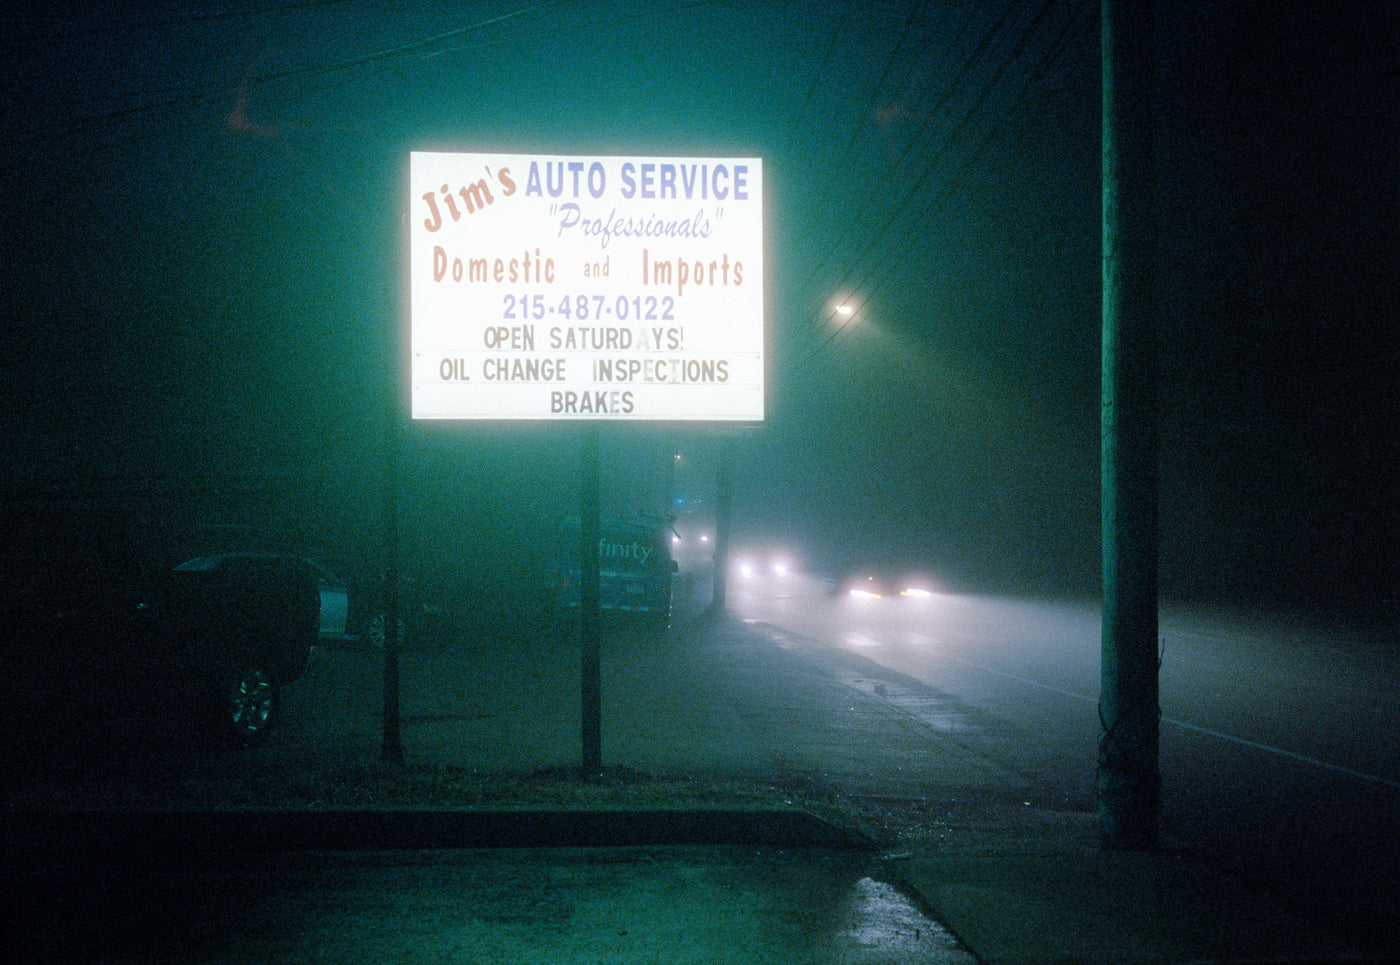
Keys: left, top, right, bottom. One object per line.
{"left": 409, "top": 152, "right": 764, "bottom": 422}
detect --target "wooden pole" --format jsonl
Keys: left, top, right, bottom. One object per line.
{"left": 1099, "top": 0, "right": 1160, "bottom": 850}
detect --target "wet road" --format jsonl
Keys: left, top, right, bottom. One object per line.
{"left": 12, "top": 575, "right": 1396, "bottom": 959}
{"left": 268, "top": 594, "right": 1019, "bottom": 798}
{"left": 8, "top": 591, "right": 993, "bottom": 965}
{"left": 731, "top": 576, "right": 1400, "bottom": 955}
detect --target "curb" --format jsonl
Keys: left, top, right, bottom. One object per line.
{"left": 6, "top": 807, "right": 874, "bottom": 854}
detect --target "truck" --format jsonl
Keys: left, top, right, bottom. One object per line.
{"left": 546, "top": 515, "right": 678, "bottom": 633}
{"left": 3, "top": 500, "right": 319, "bottom": 748}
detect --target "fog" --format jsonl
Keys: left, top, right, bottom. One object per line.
{"left": 3, "top": 2, "right": 1395, "bottom": 620}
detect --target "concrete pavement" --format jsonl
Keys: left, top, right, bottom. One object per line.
{"left": 3, "top": 609, "right": 1380, "bottom": 963}
{"left": 4, "top": 801, "right": 1368, "bottom": 964}
{"left": 888, "top": 802, "right": 1370, "bottom": 964}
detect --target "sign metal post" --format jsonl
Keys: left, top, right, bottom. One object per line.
{"left": 406, "top": 152, "right": 765, "bottom": 773}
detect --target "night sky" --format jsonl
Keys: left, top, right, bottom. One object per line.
{"left": 2, "top": 2, "right": 1395, "bottom": 615}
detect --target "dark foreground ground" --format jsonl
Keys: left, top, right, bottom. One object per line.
{"left": 1, "top": 592, "right": 1386, "bottom": 963}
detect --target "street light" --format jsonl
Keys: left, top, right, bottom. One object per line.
{"left": 825, "top": 288, "right": 862, "bottom": 325}
{"left": 822, "top": 294, "right": 866, "bottom": 346}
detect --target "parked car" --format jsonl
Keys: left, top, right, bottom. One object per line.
{"left": 307, "top": 560, "right": 353, "bottom": 639}
{"left": 2, "top": 506, "right": 319, "bottom": 747}
{"left": 305, "top": 560, "right": 412, "bottom": 650}
{"left": 183, "top": 526, "right": 417, "bottom": 651}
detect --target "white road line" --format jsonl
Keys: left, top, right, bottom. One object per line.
{"left": 938, "top": 650, "right": 1400, "bottom": 791}
{"left": 1161, "top": 716, "right": 1400, "bottom": 790}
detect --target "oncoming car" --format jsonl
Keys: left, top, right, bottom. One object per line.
{"left": 836, "top": 568, "right": 939, "bottom": 602}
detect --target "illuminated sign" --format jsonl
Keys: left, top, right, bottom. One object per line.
{"left": 409, "top": 152, "right": 764, "bottom": 421}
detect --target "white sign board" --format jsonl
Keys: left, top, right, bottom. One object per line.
{"left": 409, "top": 152, "right": 764, "bottom": 421}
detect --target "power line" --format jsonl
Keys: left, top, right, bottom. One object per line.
{"left": 3, "top": 0, "right": 736, "bottom": 174}
{"left": 777, "top": 0, "right": 1032, "bottom": 367}
{"left": 2, "top": 0, "right": 572, "bottom": 165}
{"left": 782, "top": 0, "right": 1087, "bottom": 381}
{"left": 857, "top": 0, "right": 1093, "bottom": 306}
{"left": 778, "top": 0, "right": 855, "bottom": 159}
{"left": 12, "top": 0, "right": 368, "bottom": 41}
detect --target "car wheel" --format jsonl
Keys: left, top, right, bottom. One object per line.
{"left": 223, "top": 665, "right": 278, "bottom": 745}
{"left": 366, "top": 612, "right": 408, "bottom": 650}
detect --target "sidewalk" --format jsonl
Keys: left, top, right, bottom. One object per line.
{"left": 887, "top": 802, "right": 1370, "bottom": 965}
{"left": 694, "top": 611, "right": 1378, "bottom": 963}
{"left": 5, "top": 802, "right": 1369, "bottom": 964}
{"left": 4, "top": 610, "right": 1380, "bottom": 963}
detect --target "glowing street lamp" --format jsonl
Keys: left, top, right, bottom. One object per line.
{"left": 826, "top": 291, "right": 861, "bottom": 329}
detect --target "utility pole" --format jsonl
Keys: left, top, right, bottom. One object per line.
{"left": 1099, "top": 0, "right": 1160, "bottom": 850}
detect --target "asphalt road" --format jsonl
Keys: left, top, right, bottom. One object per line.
{"left": 270, "top": 574, "right": 1399, "bottom": 959}
{"left": 730, "top": 575, "right": 1400, "bottom": 955}
{"left": 9, "top": 574, "right": 1395, "bottom": 959}
{"left": 269, "top": 591, "right": 1021, "bottom": 799}
{"left": 7, "top": 584, "right": 996, "bottom": 965}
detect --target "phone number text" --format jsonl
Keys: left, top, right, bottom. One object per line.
{"left": 502, "top": 293, "right": 676, "bottom": 322}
